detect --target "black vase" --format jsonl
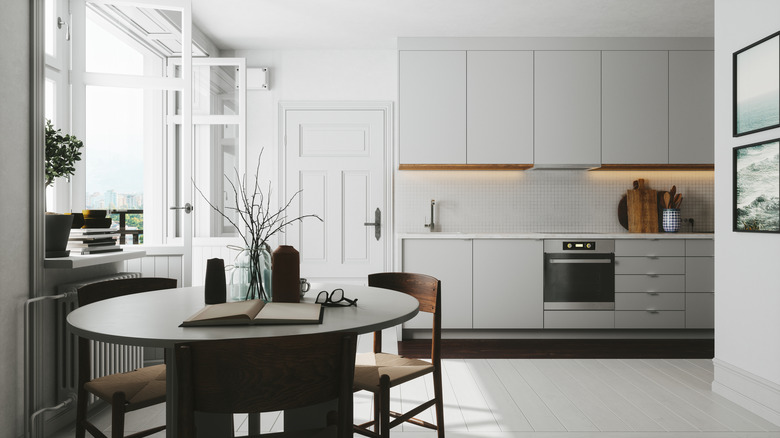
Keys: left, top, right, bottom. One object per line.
{"left": 204, "top": 258, "right": 227, "bottom": 304}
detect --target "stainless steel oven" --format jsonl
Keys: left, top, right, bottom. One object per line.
{"left": 543, "top": 240, "right": 615, "bottom": 310}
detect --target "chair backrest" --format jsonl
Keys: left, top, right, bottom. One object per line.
{"left": 175, "top": 332, "right": 358, "bottom": 437}
{"left": 77, "top": 277, "right": 178, "bottom": 307}
{"left": 368, "top": 272, "right": 441, "bottom": 362}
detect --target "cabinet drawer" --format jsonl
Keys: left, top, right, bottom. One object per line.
{"left": 615, "top": 257, "right": 685, "bottom": 275}
{"left": 686, "top": 293, "right": 714, "bottom": 329}
{"left": 615, "top": 274, "right": 685, "bottom": 293}
{"left": 615, "top": 240, "right": 685, "bottom": 257}
{"left": 686, "top": 239, "right": 714, "bottom": 256}
{"left": 544, "top": 311, "right": 614, "bottom": 329}
{"left": 615, "top": 310, "right": 685, "bottom": 329}
{"left": 686, "top": 257, "right": 714, "bottom": 292}
{"left": 615, "top": 292, "right": 685, "bottom": 311}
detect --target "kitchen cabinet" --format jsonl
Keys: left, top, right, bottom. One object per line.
{"left": 472, "top": 239, "right": 543, "bottom": 329}
{"left": 402, "top": 239, "right": 472, "bottom": 329}
{"left": 669, "top": 51, "right": 714, "bottom": 165}
{"left": 534, "top": 51, "right": 602, "bottom": 168}
{"left": 685, "top": 239, "right": 714, "bottom": 328}
{"left": 544, "top": 311, "right": 614, "bottom": 329}
{"left": 467, "top": 51, "right": 534, "bottom": 165}
{"left": 602, "top": 51, "right": 669, "bottom": 164}
{"left": 399, "top": 50, "right": 466, "bottom": 164}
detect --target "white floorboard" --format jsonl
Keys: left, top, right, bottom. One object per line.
{"left": 49, "top": 359, "right": 780, "bottom": 437}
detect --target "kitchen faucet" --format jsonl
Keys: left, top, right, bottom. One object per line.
{"left": 424, "top": 199, "right": 436, "bottom": 231}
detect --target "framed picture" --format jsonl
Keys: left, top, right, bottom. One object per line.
{"left": 733, "top": 31, "right": 780, "bottom": 137}
{"left": 733, "top": 138, "right": 780, "bottom": 232}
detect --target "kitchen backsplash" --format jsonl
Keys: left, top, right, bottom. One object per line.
{"left": 395, "top": 170, "right": 714, "bottom": 234}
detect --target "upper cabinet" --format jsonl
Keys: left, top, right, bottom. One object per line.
{"left": 399, "top": 50, "right": 467, "bottom": 165}
{"left": 602, "top": 51, "right": 669, "bottom": 164}
{"left": 467, "top": 51, "right": 534, "bottom": 165}
{"left": 399, "top": 50, "right": 534, "bottom": 167}
{"left": 534, "top": 51, "right": 602, "bottom": 168}
{"left": 669, "top": 51, "right": 714, "bottom": 164}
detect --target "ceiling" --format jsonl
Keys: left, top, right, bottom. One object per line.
{"left": 190, "top": 0, "right": 714, "bottom": 51}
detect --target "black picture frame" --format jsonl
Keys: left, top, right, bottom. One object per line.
{"left": 733, "top": 138, "right": 780, "bottom": 233}
{"left": 733, "top": 31, "right": 780, "bottom": 137}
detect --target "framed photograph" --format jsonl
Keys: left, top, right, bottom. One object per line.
{"left": 733, "top": 31, "right": 780, "bottom": 137}
{"left": 734, "top": 138, "right": 780, "bottom": 232}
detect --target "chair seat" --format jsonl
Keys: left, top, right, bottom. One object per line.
{"left": 353, "top": 352, "right": 434, "bottom": 392}
{"left": 84, "top": 364, "right": 166, "bottom": 406}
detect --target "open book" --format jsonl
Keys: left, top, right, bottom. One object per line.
{"left": 180, "top": 300, "right": 323, "bottom": 327}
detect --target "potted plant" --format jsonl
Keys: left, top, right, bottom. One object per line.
{"left": 44, "top": 119, "right": 84, "bottom": 257}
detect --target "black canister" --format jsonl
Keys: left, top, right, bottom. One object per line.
{"left": 204, "top": 258, "right": 227, "bottom": 304}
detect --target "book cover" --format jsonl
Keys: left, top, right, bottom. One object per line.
{"left": 80, "top": 246, "right": 123, "bottom": 255}
{"left": 180, "top": 300, "right": 323, "bottom": 326}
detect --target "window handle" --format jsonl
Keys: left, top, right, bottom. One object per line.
{"left": 57, "top": 17, "right": 71, "bottom": 41}
{"left": 170, "top": 203, "right": 194, "bottom": 214}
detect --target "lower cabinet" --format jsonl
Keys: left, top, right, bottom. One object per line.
{"left": 402, "top": 239, "right": 473, "bottom": 329}
{"left": 473, "top": 239, "right": 543, "bottom": 329}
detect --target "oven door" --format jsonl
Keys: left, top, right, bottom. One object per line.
{"left": 543, "top": 252, "right": 615, "bottom": 310}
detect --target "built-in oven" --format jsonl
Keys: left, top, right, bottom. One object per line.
{"left": 543, "top": 240, "right": 615, "bottom": 310}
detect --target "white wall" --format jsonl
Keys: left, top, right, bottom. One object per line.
{"left": 0, "top": 1, "right": 30, "bottom": 436}
{"left": 225, "top": 49, "right": 397, "bottom": 247}
{"left": 713, "top": 0, "right": 780, "bottom": 425}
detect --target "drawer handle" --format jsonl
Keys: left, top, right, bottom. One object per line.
{"left": 647, "top": 256, "right": 660, "bottom": 260}
{"left": 647, "top": 292, "right": 659, "bottom": 296}
{"left": 646, "top": 274, "right": 659, "bottom": 277}
{"left": 646, "top": 309, "right": 660, "bottom": 314}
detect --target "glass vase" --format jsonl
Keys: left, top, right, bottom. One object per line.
{"left": 229, "top": 245, "right": 272, "bottom": 301}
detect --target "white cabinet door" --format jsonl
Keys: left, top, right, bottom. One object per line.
{"left": 669, "top": 51, "right": 714, "bottom": 164}
{"left": 399, "top": 51, "right": 466, "bottom": 164}
{"left": 467, "top": 51, "right": 534, "bottom": 165}
{"left": 534, "top": 51, "right": 602, "bottom": 168}
{"left": 602, "top": 51, "right": 669, "bottom": 164}
{"left": 473, "top": 239, "right": 543, "bottom": 329}
{"left": 402, "top": 239, "right": 472, "bottom": 329}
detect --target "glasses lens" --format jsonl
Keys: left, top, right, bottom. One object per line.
{"left": 315, "top": 291, "right": 328, "bottom": 304}
{"left": 331, "top": 288, "right": 344, "bottom": 302}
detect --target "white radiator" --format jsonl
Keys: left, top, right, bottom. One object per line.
{"left": 56, "top": 272, "right": 143, "bottom": 406}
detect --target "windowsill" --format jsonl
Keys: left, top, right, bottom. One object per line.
{"left": 44, "top": 248, "right": 146, "bottom": 269}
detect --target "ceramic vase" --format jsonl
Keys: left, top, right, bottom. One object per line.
{"left": 662, "top": 208, "right": 681, "bottom": 233}
{"left": 271, "top": 245, "right": 300, "bottom": 303}
{"left": 204, "top": 258, "right": 227, "bottom": 304}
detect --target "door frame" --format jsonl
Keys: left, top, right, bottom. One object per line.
{"left": 278, "top": 101, "right": 395, "bottom": 277}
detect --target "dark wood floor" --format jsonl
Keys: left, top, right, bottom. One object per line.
{"left": 398, "top": 338, "right": 714, "bottom": 359}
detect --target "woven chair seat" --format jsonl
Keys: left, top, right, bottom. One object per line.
{"left": 85, "top": 364, "right": 166, "bottom": 406}
{"left": 354, "top": 353, "right": 434, "bottom": 392}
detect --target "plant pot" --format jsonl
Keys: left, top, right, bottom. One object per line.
{"left": 45, "top": 214, "right": 74, "bottom": 257}
{"left": 662, "top": 208, "right": 681, "bottom": 233}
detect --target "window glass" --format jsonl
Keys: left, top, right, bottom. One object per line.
{"left": 85, "top": 86, "right": 144, "bottom": 217}
{"left": 174, "top": 65, "right": 239, "bottom": 115}
{"left": 86, "top": 8, "right": 144, "bottom": 75}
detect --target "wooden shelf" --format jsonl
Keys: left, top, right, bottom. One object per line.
{"left": 399, "top": 163, "right": 533, "bottom": 171}
{"left": 592, "top": 164, "right": 714, "bottom": 171}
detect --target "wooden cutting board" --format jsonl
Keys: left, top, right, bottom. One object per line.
{"left": 627, "top": 179, "right": 659, "bottom": 233}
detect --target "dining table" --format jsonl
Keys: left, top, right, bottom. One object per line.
{"left": 66, "top": 282, "right": 421, "bottom": 437}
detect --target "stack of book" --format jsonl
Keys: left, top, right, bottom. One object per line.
{"left": 68, "top": 229, "right": 123, "bottom": 255}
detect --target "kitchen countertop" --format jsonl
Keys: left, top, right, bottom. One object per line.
{"left": 398, "top": 232, "right": 713, "bottom": 240}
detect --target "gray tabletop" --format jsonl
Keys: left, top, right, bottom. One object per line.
{"left": 67, "top": 283, "right": 420, "bottom": 347}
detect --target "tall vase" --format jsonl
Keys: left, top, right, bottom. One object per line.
{"left": 271, "top": 245, "right": 300, "bottom": 303}
{"left": 229, "top": 245, "right": 272, "bottom": 301}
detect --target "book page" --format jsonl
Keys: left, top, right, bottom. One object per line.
{"left": 255, "top": 302, "right": 322, "bottom": 322}
{"left": 185, "top": 300, "right": 265, "bottom": 323}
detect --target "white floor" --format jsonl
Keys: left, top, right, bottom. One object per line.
{"left": 51, "top": 358, "right": 780, "bottom": 438}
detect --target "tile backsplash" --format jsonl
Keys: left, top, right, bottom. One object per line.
{"left": 395, "top": 170, "right": 714, "bottom": 234}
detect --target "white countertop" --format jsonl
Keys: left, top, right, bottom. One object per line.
{"left": 398, "top": 232, "right": 713, "bottom": 240}
{"left": 44, "top": 248, "right": 146, "bottom": 269}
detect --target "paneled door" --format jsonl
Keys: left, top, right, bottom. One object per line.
{"left": 281, "top": 102, "right": 391, "bottom": 282}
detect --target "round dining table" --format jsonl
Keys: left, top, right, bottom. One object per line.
{"left": 67, "top": 283, "right": 420, "bottom": 437}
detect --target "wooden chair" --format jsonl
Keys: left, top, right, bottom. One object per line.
{"left": 75, "top": 277, "right": 178, "bottom": 438}
{"left": 175, "top": 331, "right": 358, "bottom": 438}
{"left": 353, "top": 272, "right": 444, "bottom": 438}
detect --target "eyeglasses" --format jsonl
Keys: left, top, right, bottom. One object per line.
{"left": 315, "top": 288, "right": 358, "bottom": 307}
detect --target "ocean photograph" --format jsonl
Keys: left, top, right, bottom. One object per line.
{"left": 735, "top": 33, "right": 779, "bottom": 136}
{"left": 734, "top": 140, "right": 780, "bottom": 232}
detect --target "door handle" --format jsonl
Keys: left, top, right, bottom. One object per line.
{"left": 169, "top": 203, "right": 194, "bottom": 214}
{"left": 363, "top": 208, "right": 381, "bottom": 241}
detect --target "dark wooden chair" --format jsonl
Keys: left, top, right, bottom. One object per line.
{"left": 175, "top": 331, "right": 358, "bottom": 438}
{"left": 353, "top": 272, "right": 444, "bottom": 438}
{"left": 75, "top": 277, "right": 178, "bottom": 438}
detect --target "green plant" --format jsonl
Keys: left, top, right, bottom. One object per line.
{"left": 45, "top": 119, "right": 84, "bottom": 187}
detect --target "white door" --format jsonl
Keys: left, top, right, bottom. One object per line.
{"left": 281, "top": 102, "right": 392, "bottom": 282}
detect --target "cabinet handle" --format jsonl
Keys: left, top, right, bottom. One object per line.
{"left": 647, "top": 255, "right": 660, "bottom": 260}
{"left": 647, "top": 292, "right": 659, "bottom": 296}
{"left": 646, "top": 274, "right": 659, "bottom": 277}
{"left": 646, "top": 309, "right": 660, "bottom": 314}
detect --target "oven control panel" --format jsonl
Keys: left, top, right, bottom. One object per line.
{"left": 563, "top": 241, "right": 595, "bottom": 250}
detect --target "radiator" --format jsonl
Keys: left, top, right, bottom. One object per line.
{"left": 56, "top": 272, "right": 143, "bottom": 406}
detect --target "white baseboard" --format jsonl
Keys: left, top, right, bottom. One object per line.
{"left": 712, "top": 358, "right": 780, "bottom": 427}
